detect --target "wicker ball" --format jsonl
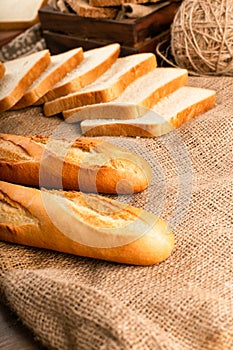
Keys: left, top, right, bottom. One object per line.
{"left": 171, "top": 0, "right": 233, "bottom": 76}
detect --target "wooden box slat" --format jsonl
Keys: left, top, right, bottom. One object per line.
{"left": 43, "top": 29, "right": 170, "bottom": 58}
{"left": 39, "top": 3, "right": 180, "bottom": 47}
{"left": 39, "top": 6, "right": 135, "bottom": 46}
{"left": 134, "top": 2, "right": 180, "bottom": 43}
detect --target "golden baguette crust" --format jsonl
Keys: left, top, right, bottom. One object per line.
{"left": 12, "top": 48, "right": 84, "bottom": 109}
{"left": 0, "top": 181, "right": 174, "bottom": 265}
{"left": 0, "top": 62, "right": 5, "bottom": 79}
{"left": 43, "top": 53, "right": 157, "bottom": 116}
{"left": 0, "top": 133, "right": 152, "bottom": 194}
{"left": 0, "top": 50, "right": 51, "bottom": 112}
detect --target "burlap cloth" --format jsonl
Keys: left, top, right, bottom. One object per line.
{"left": 0, "top": 76, "right": 232, "bottom": 350}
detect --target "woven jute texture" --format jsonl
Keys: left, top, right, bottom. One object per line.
{"left": 0, "top": 76, "right": 232, "bottom": 350}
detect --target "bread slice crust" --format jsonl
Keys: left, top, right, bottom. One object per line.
{"left": 12, "top": 48, "right": 84, "bottom": 109}
{"left": 36, "top": 43, "right": 121, "bottom": 104}
{"left": 81, "top": 87, "right": 216, "bottom": 137}
{"left": 0, "top": 62, "right": 5, "bottom": 79}
{"left": 0, "top": 50, "right": 51, "bottom": 112}
{"left": 63, "top": 68, "right": 188, "bottom": 122}
{"left": 43, "top": 52, "right": 157, "bottom": 116}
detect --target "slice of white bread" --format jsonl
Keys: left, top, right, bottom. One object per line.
{"left": 43, "top": 52, "right": 157, "bottom": 116}
{"left": 36, "top": 43, "right": 120, "bottom": 104}
{"left": 66, "top": 0, "right": 118, "bottom": 18}
{"left": 0, "top": 181, "right": 174, "bottom": 265}
{"left": 0, "top": 62, "right": 5, "bottom": 79}
{"left": 80, "top": 86, "right": 216, "bottom": 137}
{"left": 12, "top": 48, "right": 84, "bottom": 109}
{"left": 63, "top": 68, "right": 188, "bottom": 122}
{"left": 0, "top": 0, "right": 48, "bottom": 30}
{"left": 0, "top": 50, "right": 51, "bottom": 113}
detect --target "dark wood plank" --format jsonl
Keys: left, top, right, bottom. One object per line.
{"left": 39, "top": 3, "right": 181, "bottom": 46}
{"left": 0, "top": 30, "right": 23, "bottom": 48}
{"left": 43, "top": 29, "right": 170, "bottom": 58}
{"left": 43, "top": 30, "right": 138, "bottom": 56}
{"left": 39, "top": 6, "right": 135, "bottom": 46}
{"left": 0, "top": 303, "right": 47, "bottom": 350}
{"left": 135, "top": 2, "right": 180, "bottom": 42}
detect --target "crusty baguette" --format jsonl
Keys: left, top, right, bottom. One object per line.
{"left": 36, "top": 44, "right": 120, "bottom": 104}
{"left": 0, "top": 50, "right": 51, "bottom": 112}
{"left": 0, "top": 181, "right": 174, "bottom": 265}
{"left": 43, "top": 52, "right": 157, "bottom": 116}
{"left": 12, "top": 48, "right": 84, "bottom": 109}
{"left": 81, "top": 86, "right": 216, "bottom": 137}
{"left": 66, "top": 0, "right": 118, "bottom": 18}
{"left": 63, "top": 68, "right": 188, "bottom": 122}
{"left": 0, "top": 62, "right": 5, "bottom": 79}
{"left": 0, "top": 133, "right": 152, "bottom": 194}
{"left": 0, "top": 0, "right": 48, "bottom": 30}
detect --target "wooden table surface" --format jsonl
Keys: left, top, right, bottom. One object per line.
{"left": 0, "top": 303, "right": 47, "bottom": 350}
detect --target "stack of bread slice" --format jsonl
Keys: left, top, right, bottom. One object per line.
{"left": 0, "top": 43, "right": 121, "bottom": 113}
{"left": 43, "top": 50, "right": 157, "bottom": 116}
{"left": 0, "top": 43, "right": 216, "bottom": 137}
{"left": 79, "top": 86, "right": 216, "bottom": 137}
{"left": 0, "top": 49, "right": 51, "bottom": 112}
{"left": 41, "top": 46, "right": 215, "bottom": 138}
{"left": 12, "top": 47, "right": 84, "bottom": 109}
{"left": 0, "top": 47, "right": 85, "bottom": 112}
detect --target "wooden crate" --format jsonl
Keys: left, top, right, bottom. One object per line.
{"left": 39, "top": 3, "right": 180, "bottom": 55}
{"left": 42, "top": 29, "right": 171, "bottom": 57}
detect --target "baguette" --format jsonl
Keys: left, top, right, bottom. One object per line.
{"left": 0, "top": 133, "right": 152, "bottom": 194}
{"left": 0, "top": 181, "right": 174, "bottom": 265}
{"left": 0, "top": 50, "right": 51, "bottom": 112}
{"left": 12, "top": 48, "right": 84, "bottom": 109}
{"left": 36, "top": 44, "right": 120, "bottom": 104}
{"left": 0, "top": 62, "right": 5, "bottom": 79}
{"left": 63, "top": 68, "right": 188, "bottom": 122}
{"left": 43, "top": 52, "right": 157, "bottom": 116}
{"left": 80, "top": 86, "right": 216, "bottom": 137}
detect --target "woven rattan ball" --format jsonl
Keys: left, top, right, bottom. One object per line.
{"left": 171, "top": 0, "right": 233, "bottom": 76}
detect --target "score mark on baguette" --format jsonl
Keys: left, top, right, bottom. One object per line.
{"left": 0, "top": 133, "right": 152, "bottom": 194}
{"left": 0, "top": 181, "right": 174, "bottom": 265}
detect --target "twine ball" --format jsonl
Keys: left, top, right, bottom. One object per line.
{"left": 171, "top": 0, "right": 233, "bottom": 76}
